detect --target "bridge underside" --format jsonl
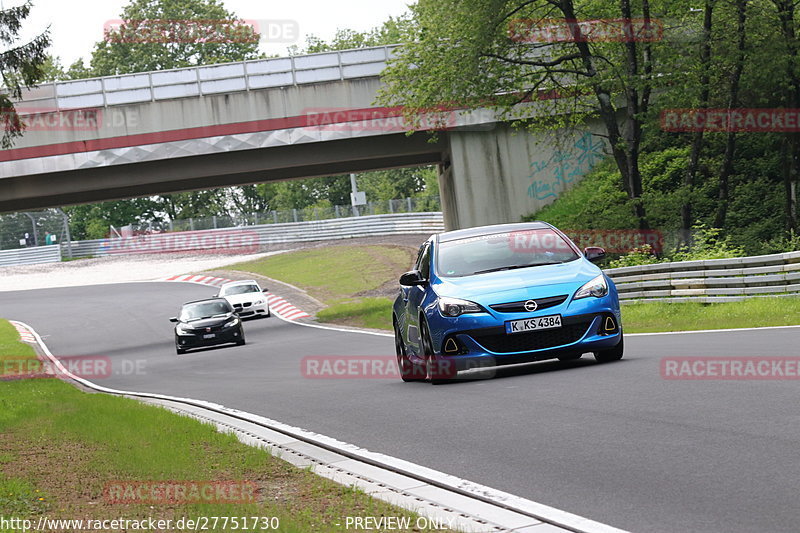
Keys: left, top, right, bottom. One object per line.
{"left": 0, "top": 133, "right": 446, "bottom": 213}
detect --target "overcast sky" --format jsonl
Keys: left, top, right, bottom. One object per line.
{"left": 6, "top": 0, "right": 412, "bottom": 66}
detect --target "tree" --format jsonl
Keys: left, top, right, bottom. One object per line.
{"left": 0, "top": 0, "right": 50, "bottom": 148}
{"left": 772, "top": 0, "right": 800, "bottom": 230}
{"left": 290, "top": 15, "right": 415, "bottom": 55}
{"left": 378, "top": 0, "right": 702, "bottom": 229}
{"left": 89, "top": 0, "right": 260, "bottom": 76}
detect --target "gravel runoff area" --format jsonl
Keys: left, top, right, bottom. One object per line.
{"left": 0, "top": 234, "right": 431, "bottom": 295}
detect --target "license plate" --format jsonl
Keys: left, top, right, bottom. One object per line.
{"left": 505, "top": 314, "right": 562, "bottom": 334}
{"left": 203, "top": 333, "right": 215, "bottom": 339}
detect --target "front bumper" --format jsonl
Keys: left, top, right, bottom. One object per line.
{"left": 175, "top": 325, "right": 242, "bottom": 349}
{"left": 232, "top": 301, "right": 269, "bottom": 318}
{"left": 425, "top": 295, "right": 622, "bottom": 372}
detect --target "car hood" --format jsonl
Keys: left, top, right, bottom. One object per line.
{"left": 223, "top": 293, "right": 263, "bottom": 304}
{"left": 432, "top": 259, "right": 601, "bottom": 303}
{"left": 180, "top": 314, "right": 234, "bottom": 328}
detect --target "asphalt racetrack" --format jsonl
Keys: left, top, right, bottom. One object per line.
{"left": 3, "top": 281, "right": 798, "bottom": 533}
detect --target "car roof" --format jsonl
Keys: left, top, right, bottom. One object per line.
{"left": 182, "top": 298, "right": 232, "bottom": 307}
{"left": 219, "top": 279, "right": 259, "bottom": 287}
{"left": 437, "top": 221, "right": 553, "bottom": 243}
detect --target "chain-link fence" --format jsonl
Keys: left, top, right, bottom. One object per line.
{"left": 123, "top": 196, "right": 441, "bottom": 234}
{"left": 0, "top": 209, "right": 72, "bottom": 252}
{"left": 0, "top": 197, "right": 441, "bottom": 250}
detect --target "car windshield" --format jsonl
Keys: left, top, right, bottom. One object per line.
{"left": 219, "top": 284, "right": 260, "bottom": 296}
{"left": 437, "top": 229, "right": 579, "bottom": 277}
{"left": 180, "top": 301, "right": 232, "bottom": 321}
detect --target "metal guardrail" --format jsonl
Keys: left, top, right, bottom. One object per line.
{"left": 606, "top": 251, "right": 800, "bottom": 303}
{"left": 63, "top": 212, "right": 444, "bottom": 259}
{"left": 0, "top": 245, "right": 61, "bottom": 267}
{"left": 15, "top": 45, "right": 399, "bottom": 112}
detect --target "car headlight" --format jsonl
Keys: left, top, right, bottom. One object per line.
{"left": 224, "top": 318, "right": 240, "bottom": 328}
{"left": 254, "top": 299, "right": 265, "bottom": 305}
{"left": 574, "top": 274, "right": 609, "bottom": 299}
{"left": 176, "top": 324, "right": 194, "bottom": 335}
{"left": 437, "top": 297, "right": 482, "bottom": 317}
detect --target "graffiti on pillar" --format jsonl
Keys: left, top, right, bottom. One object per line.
{"left": 527, "top": 132, "right": 606, "bottom": 201}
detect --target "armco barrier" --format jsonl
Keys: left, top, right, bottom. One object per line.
{"left": 62, "top": 212, "right": 444, "bottom": 259}
{"left": 606, "top": 251, "right": 800, "bottom": 303}
{"left": 0, "top": 245, "right": 61, "bottom": 267}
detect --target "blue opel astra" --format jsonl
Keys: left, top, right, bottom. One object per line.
{"left": 392, "top": 222, "right": 623, "bottom": 383}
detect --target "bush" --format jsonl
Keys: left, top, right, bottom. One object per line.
{"left": 671, "top": 224, "right": 745, "bottom": 261}
{"left": 607, "top": 245, "right": 663, "bottom": 268}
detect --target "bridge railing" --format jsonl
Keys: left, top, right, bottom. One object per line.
{"left": 15, "top": 45, "right": 400, "bottom": 113}
{"left": 606, "top": 251, "right": 800, "bottom": 303}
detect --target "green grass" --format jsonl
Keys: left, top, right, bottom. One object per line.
{"left": 0, "top": 320, "right": 443, "bottom": 531}
{"left": 0, "top": 320, "right": 36, "bottom": 369}
{"left": 229, "top": 245, "right": 413, "bottom": 302}
{"left": 621, "top": 297, "right": 800, "bottom": 333}
{"left": 316, "top": 298, "right": 394, "bottom": 330}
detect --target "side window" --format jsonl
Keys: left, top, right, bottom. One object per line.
{"left": 416, "top": 243, "right": 431, "bottom": 280}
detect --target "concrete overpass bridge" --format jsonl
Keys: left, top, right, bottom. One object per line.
{"left": 0, "top": 45, "right": 607, "bottom": 230}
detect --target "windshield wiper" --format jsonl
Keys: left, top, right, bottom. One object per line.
{"left": 473, "top": 263, "right": 557, "bottom": 275}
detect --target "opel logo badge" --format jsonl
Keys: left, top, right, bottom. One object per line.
{"left": 524, "top": 300, "right": 538, "bottom": 312}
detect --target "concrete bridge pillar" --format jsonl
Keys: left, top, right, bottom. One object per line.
{"left": 440, "top": 122, "right": 608, "bottom": 230}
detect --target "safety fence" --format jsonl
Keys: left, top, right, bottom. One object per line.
{"left": 63, "top": 212, "right": 444, "bottom": 259}
{"left": 0, "top": 245, "right": 61, "bottom": 267}
{"left": 606, "top": 251, "right": 800, "bottom": 303}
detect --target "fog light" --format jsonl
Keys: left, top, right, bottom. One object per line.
{"left": 444, "top": 338, "right": 459, "bottom": 354}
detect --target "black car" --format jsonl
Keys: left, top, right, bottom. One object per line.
{"left": 170, "top": 298, "right": 245, "bottom": 354}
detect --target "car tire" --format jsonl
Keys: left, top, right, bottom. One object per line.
{"left": 558, "top": 353, "right": 583, "bottom": 361}
{"left": 236, "top": 327, "right": 246, "bottom": 346}
{"left": 594, "top": 335, "right": 624, "bottom": 363}
{"left": 395, "top": 320, "right": 423, "bottom": 382}
{"left": 420, "top": 320, "right": 449, "bottom": 385}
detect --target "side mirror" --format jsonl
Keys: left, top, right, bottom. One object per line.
{"left": 399, "top": 270, "right": 427, "bottom": 286}
{"left": 262, "top": 288, "right": 269, "bottom": 293}
{"left": 584, "top": 247, "right": 606, "bottom": 263}
{"left": 169, "top": 317, "right": 178, "bottom": 323}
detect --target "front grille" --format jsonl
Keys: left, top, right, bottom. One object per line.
{"left": 187, "top": 323, "right": 227, "bottom": 333}
{"left": 489, "top": 295, "right": 568, "bottom": 313}
{"left": 233, "top": 302, "right": 252, "bottom": 309}
{"left": 467, "top": 317, "right": 593, "bottom": 354}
